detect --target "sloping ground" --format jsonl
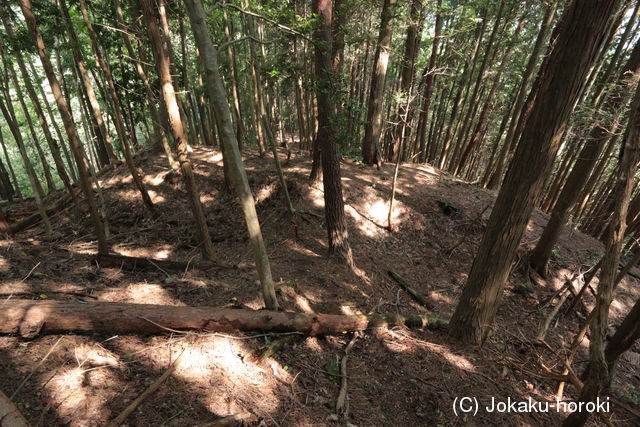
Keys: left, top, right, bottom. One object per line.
{"left": 0, "top": 145, "right": 638, "bottom": 426}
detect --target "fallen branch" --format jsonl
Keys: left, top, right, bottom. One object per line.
{"left": 388, "top": 270, "right": 434, "bottom": 309}
{"left": 1, "top": 300, "right": 449, "bottom": 338}
{"left": 0, "top": 389, "right": 29, "bottom": 427}
{"left": 336, "top": 333, "right": 358, "bottom": 418}
{"left": 106, "top": 351, "right": 186, "bottom": 427}
{"left": 536, "top": 275, "right": 577, "bottom": 342}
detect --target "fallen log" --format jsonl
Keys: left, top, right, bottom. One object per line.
{"left": 92, "top": 253, "right": 229, "bottom": 272}
{"left": 0, "top": 300, "right": 448, "bottom": 338}
{"left": 9, "top": 188, "right": 81, "bottom": 234}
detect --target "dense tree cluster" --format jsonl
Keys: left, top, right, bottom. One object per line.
{"left": 1, "top": 0, "right": 640, "bottom": 424}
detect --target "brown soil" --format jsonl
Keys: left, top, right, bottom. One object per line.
{"left": 1, "top": 146, "right": 638, "bottom": 426}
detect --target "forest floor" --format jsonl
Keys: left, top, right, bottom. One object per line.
{"left": 1, "top": 145, "right": 639, "bottom": 426}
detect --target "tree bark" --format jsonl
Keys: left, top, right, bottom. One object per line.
{"left": 139, "top": 0, "right": 216, "bottom": 262}
{"left": 361, "top": 0, "right": 397, "bottom": 165}
{"left": 563, "top": 59, "right": 640, "bottom": 427}
{"left": 449, "top": 0, "right": 623, "bottom": 345}
{"left": 183, "top": 0, "right": 279, "bottom": 310}
{"left": 0, "top": 299, "right": 446, "bottom": 338}
{"left": 115, "top": 0, "right": 176, "bottom": 169}
{"left": 313, "top": 0, "right": 354, "bottom": 266}
{"left": 485, "top": 2, "right": 556, "bottom": 189}
{"left": 416, "top": 0, "right": 442, "bottom": 164}
{"left": 19, "top": 0, "right": 110, "bottom": 254}
{"left": 0, "top": 69, "right": 52, "bottom": 236}
{"left": 2, "top": 17, "right": 77, "bottom": 208}
{"left": 78, "top": 0, "right": 155, "bottom": 214}
{"left": 530, "top": 38, "right": 640, "bottom": 276}
{"left": 59, "top": 0, "right": 118, "bottom": 168}
{"left": 389, "top": 0, "right": 426, "bottom": 162}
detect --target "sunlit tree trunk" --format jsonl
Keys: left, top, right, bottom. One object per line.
{"left": 20, "top": 0, "right": 110, "bottom": 253}
{"left": 3, "top": 18, "right": 76, "bottom": 206}
{"left": 222, "top": 9, "right": 245, "bottom": 149}
{"left": 389, "top": 0, "right": 425, "bottom": 162}
{"left": 484, "top": 2, "right": 556, "bottom": 189}
{"left": 184, "top": 0, "right": 279, "bottom": 310}
{"left": 59, "top": 0, "right": 118, "bottom": 167}
{"left": 78, "top": 0, "right": 155, "bottom": 214}
{"left": 115, "top": 0, "right": 175, "bottom": 169}
{"left": 139, "top": 0, "right": 216, "bottom": 262}
{"left": 0, "top": 82, "right": 52, "bottom": 236}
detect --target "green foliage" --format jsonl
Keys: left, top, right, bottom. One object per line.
{"left": 285, "top": 278, "right": 297, "bottom": 287}
{"left": 618, "top": 384, "right": 640, "bottom": 407}
{"left": 323, "top": 357, "right": 340, "bottom": 383}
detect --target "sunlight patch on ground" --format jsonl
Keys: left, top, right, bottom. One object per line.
{"left": 340, "top": 305, "right": 357, "bottom": 315}
{"left": 119, "top": 282, "right": 178, "bottom": 304}
{"left": 174, "top": 338, "right": 283, "bottom": 417}
{"left": 148, "top": 189, "right": 166, "bottom": 203}
{"left": 293, "top": 293, "right": 315, "bottom": 313}
{"left": 73, "top": 343, "right": 120, "bottom": 368}
{"left": 255, "top": 182, "right": 277, "bottom": 204}
{"left": 113, "top": 244, "right": 174, "bottom": 260}
{"left": 305, "top": 337, "right": 324, "bottom": 353}
{"left": 114, "top": 189, "right": 140, "bottom": 201}
{"left": 308, "top": 186, "right": 325, "bottom": 209}
{"left": 47, "top": 366, "right": 120, "bottom": 424}
{"left": 428, "top": 291, "right": 453, "bottom": 304}
{"left": 345, "top": 205, "right": 385, "bottom": 238}
{"left": 209, "top": 152, "right": 224, "bottom": 163}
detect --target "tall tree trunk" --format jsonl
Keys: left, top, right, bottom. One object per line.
{"left": 563, "top": 68, "right": 640, "bottom": 427}
{"left": 604, "top": 296, "right": 640, "bottom": 373}
{"left": 4, "top": 56, "right": 57, "bottom": 195}
{"left": 313, "top": 0, "right": 354, "bottom": 266}
{"left": 183, "top": 0, "right": 280, "bottom": 311}
{"left": 485, "top": 2, "right": 556, "bottom": 189}
{"left": 0, "top": 131, "right": 21, "bottom": 199}
{"left": 78, "top": 0, "right": 155, "bottom": 214}
{"left": 447, "top": 1, "right": 505, "bottom": 173}
{"left": 454, "top": 17, "right": 525, "bottom": 176}
{"left": 59, "top": 0, "right": 118, "bottom": 167}
{"left": 0, "top": 83, "right": 52, "bottom": 236}
{"left": 389, "top": 0, "right": 426, "bottom": 162}
{"left": 448, "top": 0, "right": 623, "bottom": 345}
{"left": 115, "top": 0, "right": 175, "bottom": 169}
{"left": 361, "top": 0, "right": 397, "bottom": 166}
{"left": 2, "top": 18, "right": 77, "bottom": 207}
{"left": 26, "top": 57, "right": 77, "bottom": 182}
{"left": 20, "top": 0, "right": 109, "bottom": 253}
{"left": 416, "top": 0, "right": 443, "bottom": 164}
{"left": 530, "top": 38, "right": 640, "bottom": 276}
{"left": 222, "top": 9, "right": 245, "bottom": 150}
{"left": 438, "top": 10, "right": 487, "bottom": 169}
{"left": 139, "top": 0, "right": 216, "bottom": 262}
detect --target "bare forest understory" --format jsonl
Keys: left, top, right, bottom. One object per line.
{"left": 1, "top": 146, "right": 639, "bottom": 426}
